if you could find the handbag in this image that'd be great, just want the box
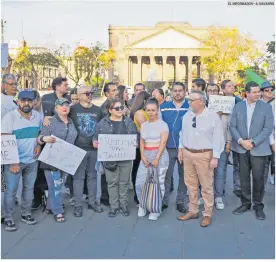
[140,164,162,214]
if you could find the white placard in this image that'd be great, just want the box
[38,136,87,175]
[1,94,17,119]
[208,95,235,114]
[98,134,137,161]
[1,135,20,165]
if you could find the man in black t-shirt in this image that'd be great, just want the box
[70,86,104,217]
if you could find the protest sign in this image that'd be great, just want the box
[38,136,87,175]
[1,135,20,165]
[98,134,137,161]
[208,95,235,114]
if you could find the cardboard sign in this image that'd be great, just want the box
[98,134,137,161]
[208,95,235,114]
[38,136,87,175]
[1,135,20,165]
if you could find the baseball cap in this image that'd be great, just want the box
[261,81,274,90]
[55,98,70,106]
[18,90,35,100]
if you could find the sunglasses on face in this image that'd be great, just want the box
[264,88,275,92]
[81,92,93,97]
[192,117,196,128]
[112,106,124,111]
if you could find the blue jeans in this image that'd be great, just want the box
[214,150,229,198]
[95,161,102,204]
[44,170,64,215]
[4,162,38,220]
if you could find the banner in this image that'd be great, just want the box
[208,95,235,114]
[38,136,87,175]
[98,134,137,161]
[1,135,20,165]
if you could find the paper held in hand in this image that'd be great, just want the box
[1,135,20,165]
[38,136,87,175]
[208,95,235,114]
[97,134,137,161]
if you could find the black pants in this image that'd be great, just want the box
[33,168,48,204]
[238,151,267,210]
[131,148,141,202]
[101,174,109,202]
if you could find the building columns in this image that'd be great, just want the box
[187,56,193,90]
[175,56,180,82]
[137,56,142,82]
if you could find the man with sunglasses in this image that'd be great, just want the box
[261,81,275,185]
[69,86,104,217]
[177,91,224,227]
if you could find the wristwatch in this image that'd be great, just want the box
[250,139,256,147]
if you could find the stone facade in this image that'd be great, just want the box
[108,22,214,89]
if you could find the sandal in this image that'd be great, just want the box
[54,213,65,223]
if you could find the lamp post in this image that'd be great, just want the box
[1,19,7,43]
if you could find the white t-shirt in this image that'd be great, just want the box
[141,119,169,143]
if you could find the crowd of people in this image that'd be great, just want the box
[1,74,275,232]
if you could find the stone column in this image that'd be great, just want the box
[150,56,155,81]
[162,56,167,83]
[137,56,142,83]
[197,63,201,78]
[187,56,193,91]
[175,56,180,82]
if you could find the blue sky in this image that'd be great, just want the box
[2,0,275,49]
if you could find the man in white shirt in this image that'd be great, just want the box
[230,81,274,220]
[177,91,224,227]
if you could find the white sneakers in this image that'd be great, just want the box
[138,206,147,217]
[137,206,160,220]
[148,213,160,221]
[215,197,225,210]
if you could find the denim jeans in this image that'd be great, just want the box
[44,170,65,215]
[214,150,229,198]
[4,161,38,220]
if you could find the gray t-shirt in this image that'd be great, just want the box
[140,119,169,143]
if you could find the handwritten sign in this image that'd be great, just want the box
[1,94,17,119]
[1,135,20,165]
[98,134,137,161]
[208,95,235,114]
[38,136,87,175]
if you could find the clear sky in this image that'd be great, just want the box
[2,0,275,49]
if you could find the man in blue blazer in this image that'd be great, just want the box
[230,81,274,220]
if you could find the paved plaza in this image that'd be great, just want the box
[1,164,275,259]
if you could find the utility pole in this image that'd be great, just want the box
[1,19,7,43]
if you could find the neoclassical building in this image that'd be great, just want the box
[108,22,214,89]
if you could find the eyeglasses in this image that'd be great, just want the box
[192,117,196,128]
[80,92,93,97]
[112,106,124,111]
[187,98,200,104]
[264,88,275,92]
[6,82,17,87]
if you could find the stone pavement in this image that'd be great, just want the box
[1,165,275,259]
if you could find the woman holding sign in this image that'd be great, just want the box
[136,97,169,221]
[37,98,77,223]
[93,98,137,218]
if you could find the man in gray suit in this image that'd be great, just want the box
[230,81,274,220]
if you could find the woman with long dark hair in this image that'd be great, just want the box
[117,85,130,117]
[129,90,150,204]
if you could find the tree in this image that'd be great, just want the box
[201,27,257,82]
[55,42,115,88]
[267,36,275,57]
[12,41,59,89]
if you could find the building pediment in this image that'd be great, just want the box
[127,27,206,49]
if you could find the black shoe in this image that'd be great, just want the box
[108,208,119,218]
[134,195,139,205]
[31,200,42,210]
[233,189,242,198]
[21,215,37,225]
[74,206,83,217]
[233,205,251,215]
[120,206,130,216]
[101,199,110,206]
[162,204,168,211]
[88,203,103,213]
[1,217,4,224]
[255,209,266,220]
[4,219,17,232]
[176,203,187,213]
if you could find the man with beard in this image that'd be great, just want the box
[160,82,190,213]
[1,90,41,232]
[70,86,104,217]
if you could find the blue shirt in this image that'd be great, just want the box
[160,99,189,148]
